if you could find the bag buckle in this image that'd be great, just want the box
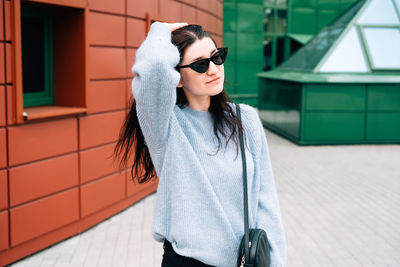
[240,254,245,267]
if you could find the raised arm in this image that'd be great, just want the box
[131,22,184,151]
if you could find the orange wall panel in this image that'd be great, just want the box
[210,15,219,35]
[217,18,223,35]
[89,47,126,79]
[182,4,197,25]
[217,0,223,18]
[127,0,158,19]
[88,11,125,46]
[126,79,133,103]
[88,0,125,15]
[0,210,9,251]
[214,36,223,48]
[127,174,158,197]
[0,170,7,210]
[6,86,16,125]
[159,0,182,21]
[0,128,6,169]
[0,86,5,126]
[0,0,225,263]
[197,0,210,12]
[9,153,79,207]
[4,0,11,41]
[126,48,136,78]
[0,43,4,84]
[0,221,78,267]
[8,118,78,166]
[10,188,79,246]
[81,171,125,217]
[0,1,3,40]
[80,143,119,183]
[210,0,219,17]
[196,10,209,32]
[180,0,196,6]
[88,80,127,114]
[79,110,125,149]
[6,43,12,84]
[127,18,146,48]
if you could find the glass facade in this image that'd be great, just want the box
[258,0,400,144]
[357,0,399,25]
[263,0,360,71]
[363,27,400,70]
[263,1,288,70]
[318,0,400,73]
[319,27,369,73]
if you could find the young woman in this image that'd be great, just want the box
[115,22,286,267]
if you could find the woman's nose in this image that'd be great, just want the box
[207,61,219,75]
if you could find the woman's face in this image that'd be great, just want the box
[178,37,224,101]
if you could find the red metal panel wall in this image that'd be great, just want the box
[0,0,223,265]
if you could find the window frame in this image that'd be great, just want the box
[11,0,88,124]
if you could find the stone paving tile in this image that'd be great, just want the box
[7,129,400,267]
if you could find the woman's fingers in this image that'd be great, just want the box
[163,22,189,32]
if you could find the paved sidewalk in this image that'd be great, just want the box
[8,129,400,267]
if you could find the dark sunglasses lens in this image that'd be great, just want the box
[212,48,227,65]
[191,59,210,73]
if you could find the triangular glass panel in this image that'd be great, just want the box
[363,27,400,69]
[357,0,400,25]
[319,27,368,73]
[278,0,364,72]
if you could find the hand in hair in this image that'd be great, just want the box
[163,22,189,32]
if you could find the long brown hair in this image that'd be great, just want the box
[114,24,243,183]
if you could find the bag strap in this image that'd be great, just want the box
[235,103,250,263]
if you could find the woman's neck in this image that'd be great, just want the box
[185,94,210,111]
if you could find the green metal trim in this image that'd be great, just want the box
[393,0,400,19]
[364,83,368,140]
[22,6,54,108]
[233,0,238,94]
[272,5,278,69]
[296,139,400,145]
[360,25,400,71]
[261,121,300,143]
[257,71,400,83]
[359,24,400,28]
[283,36,290,60]
[264,32,286,38]
[286,0,292,34]
[355,24,372,73]
[286,33,313,44]
[299,83,306,142]
[264,0,287,10]
[271,37,277,69]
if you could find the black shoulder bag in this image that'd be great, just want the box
[235,103,271,267]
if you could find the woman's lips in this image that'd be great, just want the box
[206,76,221,84]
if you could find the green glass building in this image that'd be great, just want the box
[223,0,359,105]
[224,0,400,144]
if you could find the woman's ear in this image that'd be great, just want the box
[177,78,183,88]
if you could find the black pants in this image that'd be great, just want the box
[161,240,215,267]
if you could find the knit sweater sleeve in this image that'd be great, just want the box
[131,22,180,154]
[245,106,287,266]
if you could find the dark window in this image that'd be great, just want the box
[21,4,54,107]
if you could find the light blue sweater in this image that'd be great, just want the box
[132,22,286,267]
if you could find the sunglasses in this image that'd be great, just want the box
[177,48,228,74]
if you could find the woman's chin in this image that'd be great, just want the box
[209,85,224,96]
